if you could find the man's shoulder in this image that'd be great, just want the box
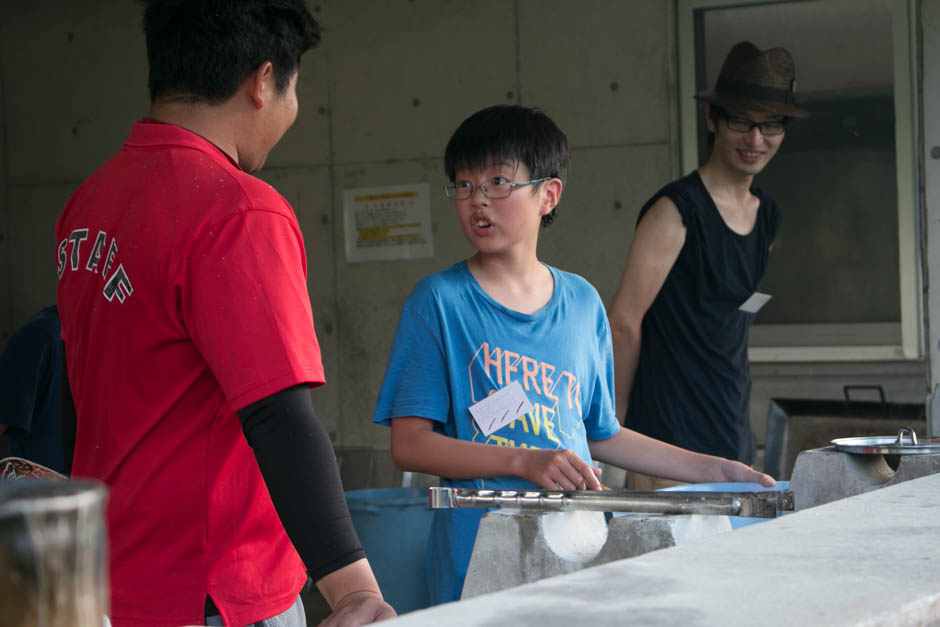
[229,171,292,212]
[750,185,780,209]
[123,122,292,214]
[638,171,703,224]
[660,171,705,205]
[163,147,286,209]
[4,307,61,352]
[25,306,60,333]
[642,170,697,198]
[165,153,293,222]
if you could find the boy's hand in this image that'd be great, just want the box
[518,449,603,490]
[711,459,776,488]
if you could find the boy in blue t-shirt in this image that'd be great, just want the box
[372,105,774,605]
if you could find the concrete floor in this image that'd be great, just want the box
[384,473,940,626]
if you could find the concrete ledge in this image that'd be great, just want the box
[790,446,940,509]
[387,474,940,626]
[463,510,731,599]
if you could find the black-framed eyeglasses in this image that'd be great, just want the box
[443,176,551,200]
[723,115,787,136]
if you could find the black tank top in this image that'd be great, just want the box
[625,171,780,464]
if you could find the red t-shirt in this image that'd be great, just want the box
[55,121,325,627]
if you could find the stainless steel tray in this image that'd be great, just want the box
[831,427,940,455]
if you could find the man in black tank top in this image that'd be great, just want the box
[608,41,810,490]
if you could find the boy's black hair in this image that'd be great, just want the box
[141,0,321,104]
[444,105,569,228]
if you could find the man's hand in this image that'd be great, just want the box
[709,459,775,487]
[318,591,395,627]
[316,559,395,627]
[516,449,603,491]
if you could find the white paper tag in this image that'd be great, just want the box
[739,291,772,314]
[469,380,534,437]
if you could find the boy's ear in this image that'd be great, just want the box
[540,178,563,214]
[246,61,275,110]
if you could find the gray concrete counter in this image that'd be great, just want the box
[388,473,940,626]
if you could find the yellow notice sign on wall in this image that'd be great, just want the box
[342,183,434,263]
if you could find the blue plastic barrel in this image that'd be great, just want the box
[345,488,434,614]
[659,481,791,529]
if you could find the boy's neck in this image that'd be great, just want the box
[467,252,554,315]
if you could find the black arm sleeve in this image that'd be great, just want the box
[61,344,76,476]
[237,385,365,581]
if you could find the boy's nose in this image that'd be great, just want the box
[470,185,488,204]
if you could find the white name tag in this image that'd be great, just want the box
[739,291,772,314]
[469,380,534,437]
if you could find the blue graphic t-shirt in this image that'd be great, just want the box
[373,261,620,604]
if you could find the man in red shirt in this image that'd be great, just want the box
[55,1,394,625]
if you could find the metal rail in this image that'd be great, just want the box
[428,487,794,518]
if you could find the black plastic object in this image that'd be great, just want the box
[764,396,926,479]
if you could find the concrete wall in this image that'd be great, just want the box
[0,2,150,332]
[0,1,928,485]
[925,0,940,436]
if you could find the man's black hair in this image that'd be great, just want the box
[444,105,569,228]
[707,104,727,128]
[141,0,321,104]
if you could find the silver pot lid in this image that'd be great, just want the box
[831,427,940,455]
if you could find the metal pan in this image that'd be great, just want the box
[831,427,940,455]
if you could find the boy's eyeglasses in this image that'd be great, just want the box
[443,177,551,200]
[723,115,786,136]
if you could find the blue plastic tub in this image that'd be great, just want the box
[345,488,434,614]
[659,481,791,529]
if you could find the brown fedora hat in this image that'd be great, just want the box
[696,41,809,118]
